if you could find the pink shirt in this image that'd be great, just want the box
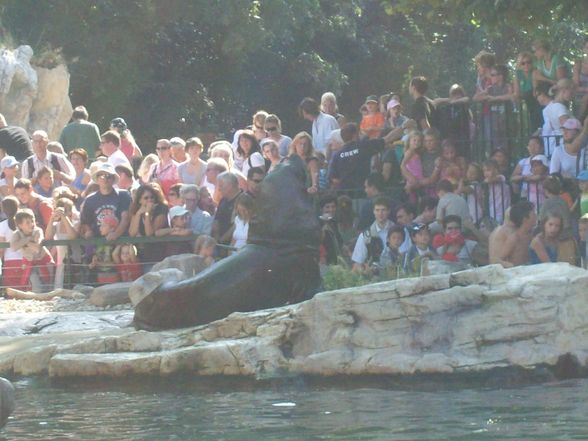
[148,161,180,196]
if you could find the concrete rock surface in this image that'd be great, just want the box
[1,263,588,380]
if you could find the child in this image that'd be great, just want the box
[435,139,466,186]
[400,131,424,203]
[156,205,194,256]
[33,166,55,198]
[10,209,54,291]
[231,193,254,252]
[432,215,476,264]
[458,162,484,226]
[316,152,329,192]
[113,243,142,282]
[380,225,406,276]
[526,155,549,211]
[194,235,217,267]
[45,198,79,289]
[577,170,588,217]
[318,194,342,265]
[0,155,19,197]
[541,175,574,240]
[89,215,120,285]
[529,212,578,265]
[482,159,511,224]
[510,136,544,196]
[403,223,436,274]
[360,95,385,139]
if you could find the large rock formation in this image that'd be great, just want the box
[0,45,72,140]
[1,263,588,380]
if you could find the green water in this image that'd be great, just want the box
[3,376,588,440]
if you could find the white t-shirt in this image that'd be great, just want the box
[542,102,570,156]
[0,219,23,261]
[232,216,249,250]
[107,149,132,168]
[549,145,578,178]
[240,152,265,177]
[312,112,340,154]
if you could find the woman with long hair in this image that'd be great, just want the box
[128,182,169,270]
[236,129,265,177]
[289,131,319,194]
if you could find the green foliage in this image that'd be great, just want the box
[1,0,586,151]
[322,264,372,291]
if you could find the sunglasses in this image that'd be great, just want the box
[265,127,278,132]
[156,146,170,151]
[96,173,114,180]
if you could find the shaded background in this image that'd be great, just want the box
[1,0,586,151]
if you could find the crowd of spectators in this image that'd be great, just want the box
[1,38,588,292]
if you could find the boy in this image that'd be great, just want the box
[33,166,55,198]
[403,223,436,274]
[10,208,54,291]
[360,95,385,139]
[90,215,120,284]
[156,205,194,256]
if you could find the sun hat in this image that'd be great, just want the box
[530,154,549,167]
[91,162,119,183]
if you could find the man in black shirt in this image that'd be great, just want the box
[0,113,33,161]
[409,76,438,131]
[327,123,401,194]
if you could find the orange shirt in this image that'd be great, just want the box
[360,112,385,139]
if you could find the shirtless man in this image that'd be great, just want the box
[489,200,536,267]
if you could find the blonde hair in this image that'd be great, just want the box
[320,92,338,112]
[120,243,138,262]
[137,153,159,182]
[252,110,269,127]
[404,130,423,153]
[209,142,235,169]
[194,235,217,255]
[288,131,315,158]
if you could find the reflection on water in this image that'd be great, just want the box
[3,376,588,440]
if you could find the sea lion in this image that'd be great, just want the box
[133,155,321,330]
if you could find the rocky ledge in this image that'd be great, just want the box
[1,263,587,379]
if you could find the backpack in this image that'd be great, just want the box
[28,153,62,177]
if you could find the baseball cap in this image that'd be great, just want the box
[364,95,378,104]
[169,205,189,218]
[0,156,19,169]
[386,99,401,110]
[562,118,582,130]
